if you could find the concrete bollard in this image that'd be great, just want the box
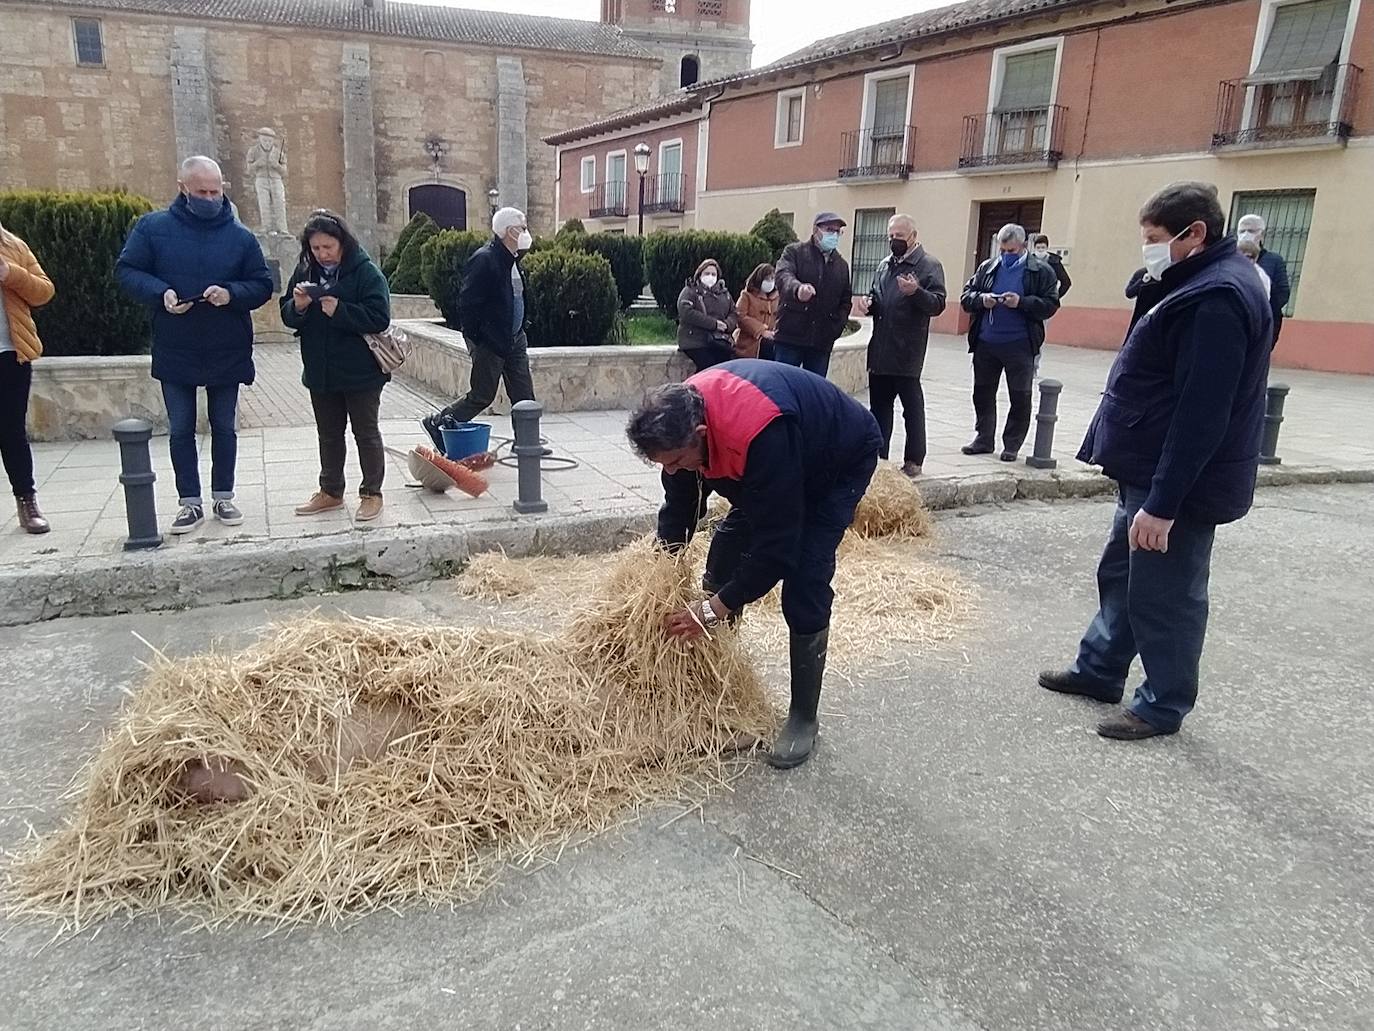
[511,400,549,514]
[1259,383,1290,466]
[112,418,163,550]
[1026,379,1063,470]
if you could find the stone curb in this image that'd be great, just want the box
[0,466,1368,627]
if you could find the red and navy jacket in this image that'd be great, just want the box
[658,359,881,612]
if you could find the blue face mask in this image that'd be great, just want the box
[818,231,841,253]
[184,193,222,220]
[999,250,1022,270]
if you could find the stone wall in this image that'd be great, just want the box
[399,319,871,413]
[390,295,442,321]
[27,356,167,441]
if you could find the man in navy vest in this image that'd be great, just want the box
[1039,182,1272,740]
[627,360,882,769]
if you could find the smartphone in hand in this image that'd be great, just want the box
[173,294,209,307]
[301,283,332,300]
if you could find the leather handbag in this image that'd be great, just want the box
[365,324,412,374]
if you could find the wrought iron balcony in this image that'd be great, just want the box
[641,172,688,214]
[588,180,629,219]
[958,105,1067,171]
[839,125,916,180]
[1212,64,1361,150]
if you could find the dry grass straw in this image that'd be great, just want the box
[850,464,935,541]
[6,541,775,930]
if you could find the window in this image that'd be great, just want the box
[72,17,104,67]
[859,71,913,169]
[605,150,628,209]
[775,88,805,148]
[1229,189,1315,316]
[850,208,895,294]
[990,45,1059,156]
[680,55,700,88]
[1245,0,1353,131]
[580,156,596,194]
[698,0,725,16]
[659,140,684,206]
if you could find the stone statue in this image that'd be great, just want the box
[246,127,289,234]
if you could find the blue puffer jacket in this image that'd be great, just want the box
[116,194,273,386]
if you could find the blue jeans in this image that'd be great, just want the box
[1070,484,1217,732]
[161,382,239,506]
[772,341,832,378]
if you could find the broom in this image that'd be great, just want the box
[414,445,489,498]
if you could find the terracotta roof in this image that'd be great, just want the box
[543,90,704,146]
[0,0,657,59]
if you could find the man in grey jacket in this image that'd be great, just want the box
[856,214,946,477]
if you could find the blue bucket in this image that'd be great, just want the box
[440,422,491,461]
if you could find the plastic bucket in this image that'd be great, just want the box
[440,422,491,461]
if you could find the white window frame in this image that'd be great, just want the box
[983,38,1064,158]
[579,155,596,194]
[1241,0,1362,130]
[605,149,628,210]
[774,87,806,149]
[657,137,685,208]
[71,16,105,68]
[855,68,914,170]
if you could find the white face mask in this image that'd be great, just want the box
[1238,230,1260,245]
[760,278,775,294]
[1141,225,1193,280]
[1034,246,1049,257]
[699,273,718,289]
[515,230,533,251]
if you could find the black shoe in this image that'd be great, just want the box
[1000,451,1018,462]
[768,628,828,769]
[961,440,995,456]
[1038,669,1123,704]
[421,413,446,451]
[170,504,205,535]
[212,499,244,526]
[1097,710,1176,740]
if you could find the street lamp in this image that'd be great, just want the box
[633,142,651,236]
[487,187,499,218]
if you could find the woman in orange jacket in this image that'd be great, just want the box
[0,220,56,534]
[734,262,779,361]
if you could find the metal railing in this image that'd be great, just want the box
[839,125,916,179]
[588,180,629,219]
[1212,64,1362,148]
[958,105,1067,169]
[641,172,688,214]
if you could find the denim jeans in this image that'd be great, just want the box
[772,341,832,378]
[1070,484,1217,732]
[161,381,239,506]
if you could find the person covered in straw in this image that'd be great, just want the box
[627,358,883,769]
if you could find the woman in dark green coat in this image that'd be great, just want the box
[280,210,392,522]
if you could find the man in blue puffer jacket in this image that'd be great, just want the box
[117,156,273,535]
[1039,182,1272,741]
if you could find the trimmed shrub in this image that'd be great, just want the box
[750,208,798,259]
[420,228,486,328]
[523,249,618,348]
[559,232,645,311]
[388,215,439,293]
[383,212,436,278]
[643,230,771,319]
[555,218,587,240]
[0,189,155,356]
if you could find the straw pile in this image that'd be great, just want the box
[850,465,934,540]
[6,541,775,929]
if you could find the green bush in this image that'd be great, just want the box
[0,189,154,356]
[555,218,586,240]
[383,212,436,278]
[523,249,619,348]
[559,232,644,311]
[388,215,439,293]
[420,228,486,328]
[750,208,798,259]
[643,230,771,319]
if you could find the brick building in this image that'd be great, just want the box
[548,0,1374,374]
[0,0,750,255]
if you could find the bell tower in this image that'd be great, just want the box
[601,0,752,95]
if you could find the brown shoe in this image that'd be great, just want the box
[355,495,383,522]
[1096,710,1176,740]
[16,494,50,535]
[295,491,344,516]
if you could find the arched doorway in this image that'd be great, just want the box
[680,54,700,88]
[408,183,467,230]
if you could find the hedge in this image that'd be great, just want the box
[750,208,798,261]
[389,214,439,294]
[559,232,644,311]
[420,228,486,328]
[0,189,154,356]
[382,212,435,278]
[643,230,771,319]
[555,218,586,240]
[522,249,618,348]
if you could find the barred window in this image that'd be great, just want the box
[698,0,725,15]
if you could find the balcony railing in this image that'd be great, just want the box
[839,125,916,180]
[1212,64,1362,149]
[588,180,629,219]
[641,172,688,214]
[958,105,1067,170]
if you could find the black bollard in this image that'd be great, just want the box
[1259,383,1290,466]
[1025,379,1063,470]
[511,400,548,514]
[112,418,163,550]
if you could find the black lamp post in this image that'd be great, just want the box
[634,142,651,236]
[487,187,499,218]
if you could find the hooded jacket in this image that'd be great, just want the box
[676,260,738,352]
[734,265,778,359]
[280,245,392,393]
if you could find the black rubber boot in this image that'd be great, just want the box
[768,628,828,769]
